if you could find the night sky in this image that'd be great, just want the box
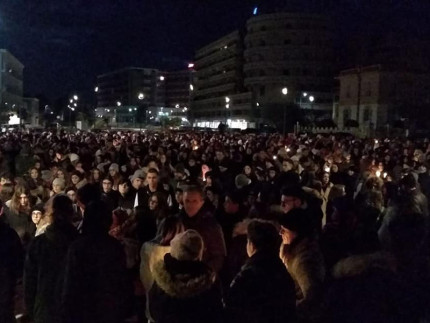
[0,0,429,101]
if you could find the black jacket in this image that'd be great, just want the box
[149,253,223,323]
[24,222,78,323]
[62,233,133,323]
[0,219,23,323]
[225,251,296,323]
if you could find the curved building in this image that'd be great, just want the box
[244,13,334,109]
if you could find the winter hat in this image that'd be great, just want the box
[129,169,145,182]
[235,174,251,189]
[69,153,79,163]
[278,208,312,236]
[109,163,119,172]
[170,229,204,261]
[31,203,45,214]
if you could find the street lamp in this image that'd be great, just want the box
[73,95,78,101]
[281,87,288,136]
[225,97,230,124]
[189,84,194,91]
[117,101,121,107]
[94,87,99,93]
[138,93,144,100]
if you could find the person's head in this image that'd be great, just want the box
[30,167,39,180]
[0,183,14,202]
[92,168,101,181]
[130,170,145,190]
[246,220,281,257]
[175,187,184,205]
[70,171,82,185]
[56,169,66,180]
[205,187,218,203]
[31,204,44,225]
[183,185,205,217]
[76,184,101,210]
[170,229,204,261]
[52,194,74,224]
[331,164,339,173]
[82,200,112,235]
[66,188,77,202]
[118,179,130,195]
[278,208,312,244]
[235,174,251,189]
[52,178,66,194]
[282,159,294,172]
[322,172,330,185]
[215,150,224,161]
[147,160,159,171]
[174,164,186,180]
[109,163,119,177]
[281,186,305,213]
[243,165,252,176]
[146,168,159,188]
[0,172,13,185]
[148,191,167,211]
[400,173,417,193]
[101,176,113,193]
[158,215,185,246]
[224,192,241,214]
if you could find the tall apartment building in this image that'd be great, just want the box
[165,70,193,110]
[96,67,166,124]
[243,12,334,111]
[192,31,254,129]
[0,49,24,116]
[191,12,335,129]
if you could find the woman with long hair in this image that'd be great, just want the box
[4,185,35,245]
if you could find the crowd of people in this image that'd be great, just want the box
[1,128,430,323]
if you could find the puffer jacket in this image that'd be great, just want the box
[149,253,223,323]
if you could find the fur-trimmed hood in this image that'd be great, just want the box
[332,252,397,279]
[152,255,216,299]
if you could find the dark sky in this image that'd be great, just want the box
[0,0,429,101]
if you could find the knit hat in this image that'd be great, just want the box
[129,169,145,182]
[109,163,119,172]
[170,229,204,261]
[278,208,312,236]
[69,153,79,163]
[235,174,251,189]
[31,203,45,214]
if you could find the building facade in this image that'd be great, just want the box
[96,67,166,124]
[192,31,254,129]
[165,69,193,110]
[191,12,335,130]
[23,97,40,126]
[0,49,24,117]
[243,12,334,112]
[336,65,430,132]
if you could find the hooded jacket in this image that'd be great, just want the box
[149,254,222,323]
[24,222,78,323]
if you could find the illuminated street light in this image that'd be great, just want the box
[69,99,73,103]
[226,104,230,109]
[303,92,308,97]
[73,103,77,107]
[188,63,194,69]
[175,104,180,108]
[190,84,194,91]
[159,76,165,81]
[138,93,144,100]
[94,87,99,92]
[256,102,260,107]
[129,108,132,112]
[309,96,315,102]
[73,95,78,101]
[225,97,230,103]
[117,101,122,107]
[281,87,288,95]
[281,87,288,137]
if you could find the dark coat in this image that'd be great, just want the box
[62,233,133,323]
[326,252,429,323]
[0,220,23,323]
[179,202,226,273]
[149,254,223,323]
[24,222,78,323]
[225,251,296,323]
[4,208,35,248]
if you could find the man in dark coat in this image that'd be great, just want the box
[0,203,23,323]
[62,201,133,323]
[225,220,296,323]
[24,195,78,323]
[179,185,226,273]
